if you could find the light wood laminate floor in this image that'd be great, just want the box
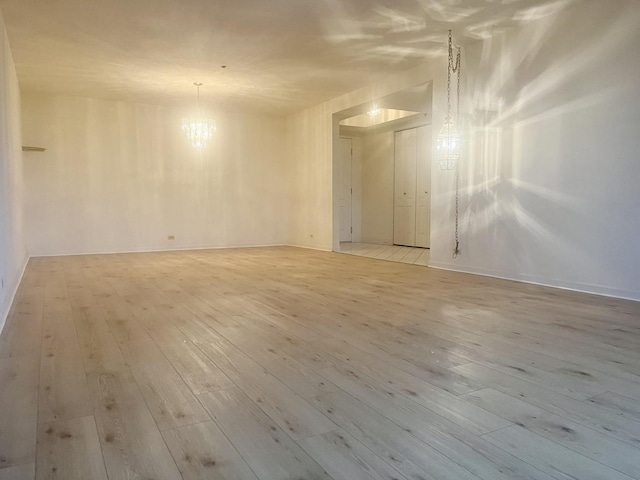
[1,246,640,480]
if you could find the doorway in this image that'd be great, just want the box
[332,81,433,266]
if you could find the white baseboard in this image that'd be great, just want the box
[29,243,289,258]
[0,254,29,335]
[286,243,333,252]
[429,260,640,302]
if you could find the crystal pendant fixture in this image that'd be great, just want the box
[182,83,216,148]
[437,115,460,170]
[438,30,461,171]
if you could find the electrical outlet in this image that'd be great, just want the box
[168,235,175,240]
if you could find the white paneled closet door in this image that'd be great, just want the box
[393,125,431,248]
[393,128,417,246]
[415,125,431,248]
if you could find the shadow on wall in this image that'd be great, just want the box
[461,0,640,293]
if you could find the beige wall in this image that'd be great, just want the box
[22,94,288,256]
[0,9,27,330]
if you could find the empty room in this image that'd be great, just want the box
[1,0,640,479]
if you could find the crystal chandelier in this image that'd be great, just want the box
[437,116,460,171]
[182,83,216,148]
[437,31,461,171]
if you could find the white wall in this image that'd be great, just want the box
[286,103,335,250]
[22,94,288,256]
[0,9,27,332]
[429,0,640,300]
[288,0,640,301]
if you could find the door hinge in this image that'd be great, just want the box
[351,227,353,233]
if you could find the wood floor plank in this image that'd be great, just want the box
[198,387,332,480]
[0,356,39,469]
[312,391,481,480]
[128,359,211,431]
[36,415,108,480]
[0,284,44,359]
[149,323,234,395]
[301,429,409,480]
[92,287,167,366]
[483,426,634,480]
[87,372,182,480]
[196,340,337,440]
[122,294,234,394]
[587,391,640,423]
[154,301,229,346]
[476,337,640,401]
[320,363,510,436]
[67,300,129,377]
[321,335,481,395]
[463,388,640,478]
[91,289,212,430]
[162,421,259,480]
[238,339,339,398]
[453,362,640,446]
[318,366,551,480]
[0,463,35,480]
[39,312,93,424]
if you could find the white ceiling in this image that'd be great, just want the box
[0,0,577,115]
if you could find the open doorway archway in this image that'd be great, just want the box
[331,81,434,266]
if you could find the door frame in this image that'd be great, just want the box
[338,137,353,243]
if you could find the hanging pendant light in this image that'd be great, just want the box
[437,31,461,171]
[437,115,460,170]
[182,83,216,148]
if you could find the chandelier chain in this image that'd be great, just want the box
[456,47,460,126]
[447,35,451,121]
[454,166,460,257]
[447,30,461,258]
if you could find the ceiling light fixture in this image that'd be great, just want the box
[182,83,216,148]
[367,107,381,117]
